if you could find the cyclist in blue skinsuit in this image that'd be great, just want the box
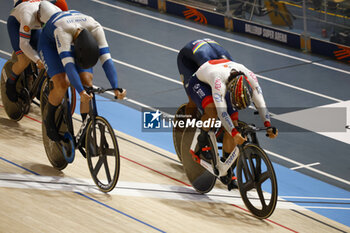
[38,2,126,141]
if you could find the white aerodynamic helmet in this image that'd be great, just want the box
[38,1,62,23]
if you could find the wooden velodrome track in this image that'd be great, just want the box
[0,99,349,233]
[1,0,350,232]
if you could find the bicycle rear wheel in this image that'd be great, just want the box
[236,144,278,219]
[85,116,120,192]
[41,104,69,170]
[40,78,71,170]
[1,60,25,121]
[181,127,216,194]
[172,103,186,162]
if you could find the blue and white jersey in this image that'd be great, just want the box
[41,10,118,93]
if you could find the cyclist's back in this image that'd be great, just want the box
[40,9,118,94]
[177,38,233,85]
[42,10,100,42]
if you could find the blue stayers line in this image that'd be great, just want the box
[0,156,40,175]
[76,192,166,233]
[0,155,166,233]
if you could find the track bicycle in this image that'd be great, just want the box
[40,84,120,192]
[177,108,278,219]
[0,53,76,120]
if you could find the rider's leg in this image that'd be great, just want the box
[38,28,69,141]
[178,46,199,119]
[12,53,31,76]
[46,73,70,141]
[201,102,217,130]
[6,52,32,102]
[79,72,93,121]
[186,76,216,159]
[185,96,197,119]
[48,73,70,105]
[223,131,236,159]
[197,102,217,159]
[6,16,32,102]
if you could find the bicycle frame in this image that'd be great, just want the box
[189,128,240,177]
[63,88,96,147]
[184,123,278,219]
[189,123,265,177]
[64,87,105,152]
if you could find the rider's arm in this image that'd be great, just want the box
[209,77,239,137]
[89,21,118,89]
[239,65,271,127]
[19,13,40,63]
[54,27,84,94]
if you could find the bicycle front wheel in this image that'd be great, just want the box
[236,144,278,219]
[85,116,120,192]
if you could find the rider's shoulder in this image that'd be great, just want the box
[13,1,39,14]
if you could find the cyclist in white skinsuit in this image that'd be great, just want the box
[6,0,68,102]
[6,1,44,102]
[189,58,278,161]
[195,59,272,137]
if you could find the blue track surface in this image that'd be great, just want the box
[72,86,350,227]
[0,0,350,229]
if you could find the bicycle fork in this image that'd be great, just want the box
[189,128,240,177]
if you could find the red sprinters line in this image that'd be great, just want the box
[266,219,299,233]
[0,104,298,232]
[120,155,191,187]
[24,114,42,124]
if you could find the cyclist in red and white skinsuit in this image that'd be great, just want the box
[196,59,271,135]
[6,0,68,102]
[177,39,278,162]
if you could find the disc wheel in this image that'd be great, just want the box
[236,144,278,219]
[40,78,69,170]
[86,116,120,192]
[181,127,216,194]
[19,88,31,115]
[172,103,186,162]
[1,61,24,121]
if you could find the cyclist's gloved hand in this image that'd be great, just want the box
[80,90,93,103]
[233,132,246,145]
[45,103,64,142]
[6,79,18,102]
[114,88,126,100]
[266,126,278,139]
[197,128,212,160]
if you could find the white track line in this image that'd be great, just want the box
[92,0,350,75]
[257,74,343,102]
[94,89,350,188]
[266,150,350,186]
[0,20,344,102]
[1,173,348,210]
[111,58,182,85]
[1,49,350,187]
[103,26,179,53]
[1,16,350,188]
